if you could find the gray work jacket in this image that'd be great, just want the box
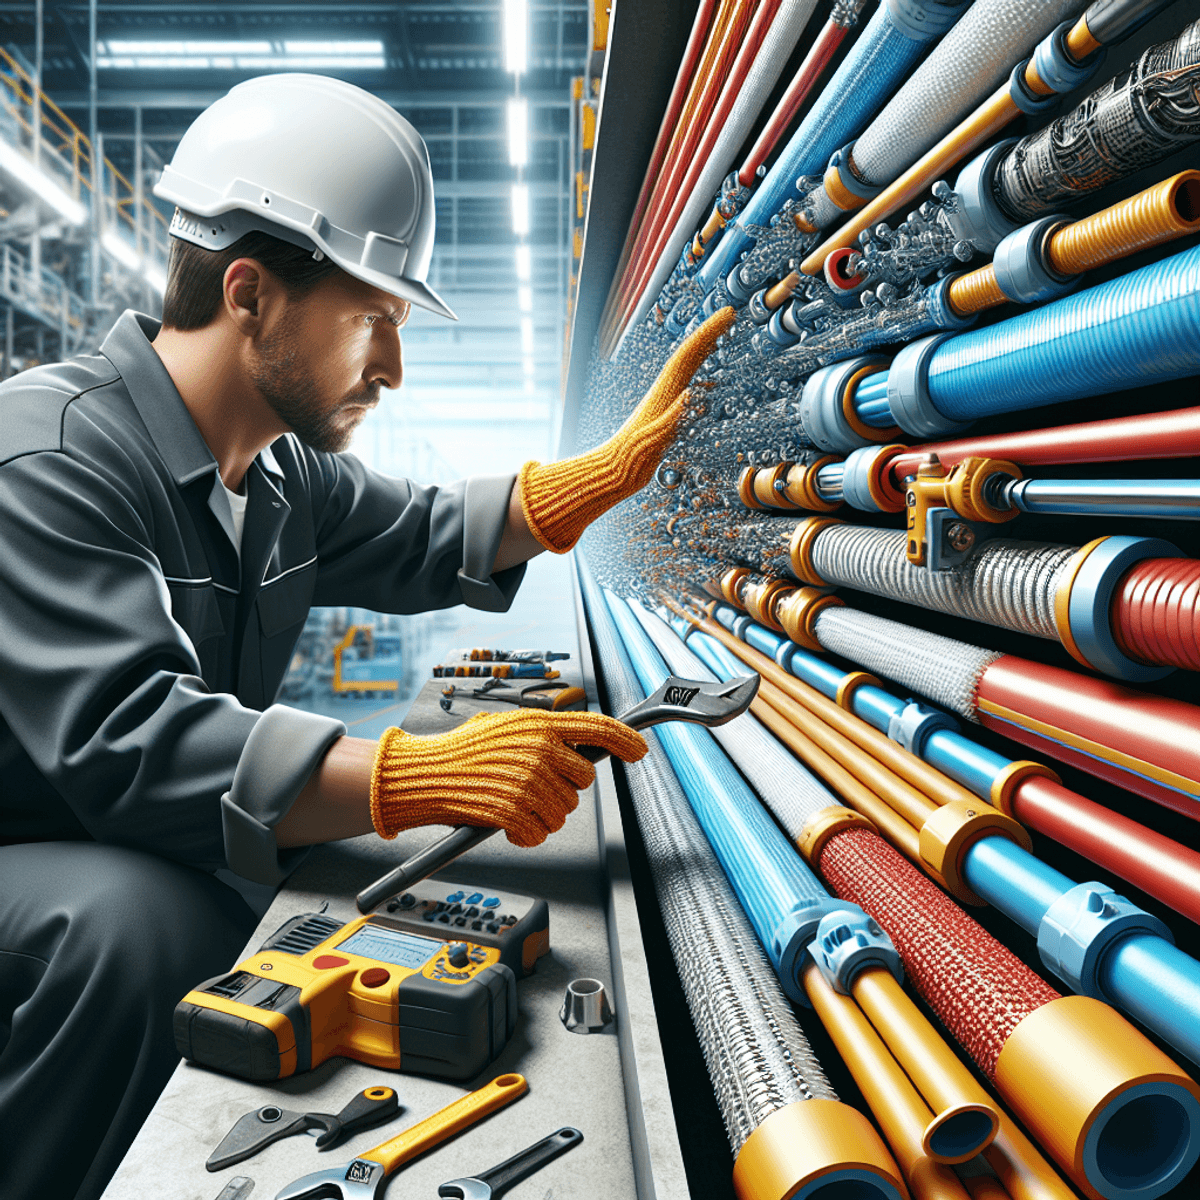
[0,311,524,884]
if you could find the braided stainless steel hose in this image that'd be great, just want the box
[812,605,1002,720]
[808,526,1074,638]
[577,560,837,1152]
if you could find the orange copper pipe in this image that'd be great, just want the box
[763,270,801,310]
[948,170,1200,316]
[853,967,1077,1200]
[695,610,978,811]
[803,963,979,1196]
[802,84,1019,275]
[749,689,924,862]
[800,7,1104,277]
[754,676,938,831]
[945,266,1011,318]
[1046,168,1200,275]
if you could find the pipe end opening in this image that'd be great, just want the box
[1172,176,1200,226]
[924,1105,999,1163]
[1089,1085,1200,1199]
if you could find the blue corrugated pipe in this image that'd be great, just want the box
[695,0,962,294]
[695,605,1200,1066]
[600,589,850,1004]
[855,242,1200,435]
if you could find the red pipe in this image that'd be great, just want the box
[610,0,719,289]
[1009,774,1200,927]
[614,0,779,334]
[1112,558,1200,672]
[975,656,1200,823]
[818,827,1060,1078]
[609,0,758,330]
[883,405,1200,494]
[736,16,848,185]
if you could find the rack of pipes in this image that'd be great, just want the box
[563,0,1200,1197]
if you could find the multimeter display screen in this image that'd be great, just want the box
[337,925,441,970]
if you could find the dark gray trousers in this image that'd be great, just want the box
[0,842,257,1200]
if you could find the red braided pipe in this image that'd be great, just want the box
[1111,557,1200,672]
[817,827,1060,1079]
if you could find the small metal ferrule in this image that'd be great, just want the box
[725,262,758,304]
[926,274,980,332]
[560,978,615,1033]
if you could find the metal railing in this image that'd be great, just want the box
[0,44,170,274]
[0,240,87,353]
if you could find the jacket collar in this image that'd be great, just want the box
[98,310,286,487]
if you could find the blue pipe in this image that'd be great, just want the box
[705,604,1200,1065]
[856,243,1200,430]
[695,2,953,292]
[603,591,849,1003]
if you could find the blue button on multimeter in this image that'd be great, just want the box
[466,892,484,905]
[483,897,501,910]
[446,891,465,903]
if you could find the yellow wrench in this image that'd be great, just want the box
[274,1073,528,1200]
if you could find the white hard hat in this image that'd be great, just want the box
[154,73,456,320]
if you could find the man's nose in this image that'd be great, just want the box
[369,325,403,390]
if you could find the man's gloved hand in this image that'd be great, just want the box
[517,305,736,554]
[369,709,648,847]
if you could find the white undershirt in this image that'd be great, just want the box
[223,483,248,553]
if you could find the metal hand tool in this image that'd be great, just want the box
[274,1073,527,1200]
[438,1126,583,1200]
[356,673,759,912]
[469,681,588,711]
[207,1087,401,1171]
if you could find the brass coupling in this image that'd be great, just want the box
[718,566,754,607]
[737,460,842,512]
[796,806,877,867]
[741,576,795,631]
[918,799,1032,906]
[774,584,844,651]
[904,454,1022,566]
[788,516,843,586]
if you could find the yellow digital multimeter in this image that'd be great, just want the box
[175,881,549,1082]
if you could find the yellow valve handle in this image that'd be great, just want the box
[360,1073,528,1174]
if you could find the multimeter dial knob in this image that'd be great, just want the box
[447,942,470,969]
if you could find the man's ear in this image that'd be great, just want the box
[223,258,268,333]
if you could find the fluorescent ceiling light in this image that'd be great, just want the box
[518,285,532,313]
[284,41,383,54]
[524,377,536,395]
[0,140,86,224]
[520,317,533,354]
[102,229,141,270]
[523,357,535,376]
[144,262,167,294]
[514,243,531,281]
[511,184,529,236]
[506,98,528,167]
[97,39,384,69]
[503,0,528,73]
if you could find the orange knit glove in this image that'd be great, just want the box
[518,306,736,553]
[370,709,648,847]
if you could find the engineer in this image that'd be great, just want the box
[0,74,731,1200]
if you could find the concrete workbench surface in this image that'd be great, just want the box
[102,555,684,1200]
